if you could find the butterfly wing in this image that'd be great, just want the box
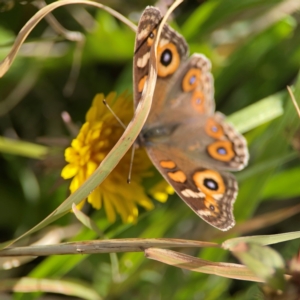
[144,53,216,130]
[138,47,248,171]
[134,7,249,230]
[147,144,238,231]
[133,6,189,108]
[144,113,248,169]
[134,8,216,125]
[144,113,247,231]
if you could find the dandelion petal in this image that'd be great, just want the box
[61,164,78,179]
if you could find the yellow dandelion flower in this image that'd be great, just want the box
[61,92,170,223]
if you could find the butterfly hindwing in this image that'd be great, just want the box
[166,113,248,171]
[146,144,238,231]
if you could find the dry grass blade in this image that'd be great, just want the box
[223,231,300,249]
[0,0,137,78]
[0,0,185,253]
[215,203,300,238]
[33,0,85,42]
[0,224,80,270]
[0,0,150,249]
[230,242,285,289]
[145,248,263,282]
[0,67,40,116]
[33,0,86,96]
[72,203,104,237]
[0,239,219,256]
[0,277,101,300]
[287,86,300,118]
[72,205,121,280]
[249,0,300,37]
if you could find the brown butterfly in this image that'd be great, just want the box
[133,7,249,231]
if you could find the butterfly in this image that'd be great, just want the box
[133,7,249,231]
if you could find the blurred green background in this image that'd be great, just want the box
[1,0,300,299]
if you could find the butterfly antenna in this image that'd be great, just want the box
[127,144,136,184]
[103,99,126,129]
[102,98,137,184]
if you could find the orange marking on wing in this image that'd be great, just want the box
[204,195,220,214]
[205,118,224,139]
[182,68,201,92]
[191,91,205,114]
[193,170,225,195]
[168,170,187,183]
[147,29,157,46]
[157,43,180,77]
[160,160,176,169]
[188,141,201,151]
[138,75,148,93]
[207,141,235,162]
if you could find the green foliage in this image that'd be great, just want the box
[1,0,300,299]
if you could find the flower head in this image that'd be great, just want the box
[61,92,171,223]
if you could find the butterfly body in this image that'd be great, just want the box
[133,7,249,231]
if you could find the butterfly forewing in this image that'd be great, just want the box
[133,6,188,108]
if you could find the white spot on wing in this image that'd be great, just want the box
[137,52,150,68]
[213,194,223,201]
[197,210,212,216]
[137,26,151,41]
[181,189,204,198]
[159,38,170,47]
